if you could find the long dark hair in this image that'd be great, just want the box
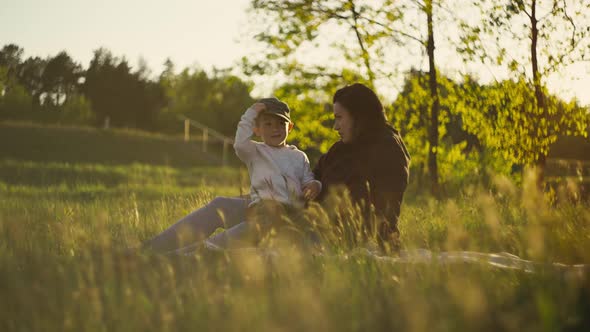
[333,83,387,140]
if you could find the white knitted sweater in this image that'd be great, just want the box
[234,106,320,207]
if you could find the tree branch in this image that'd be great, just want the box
[561,0,579,47]
[348,0,376,86]
[358,16,425,46]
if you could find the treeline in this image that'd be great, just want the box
[0,44,253,136]
[1,35,589,191]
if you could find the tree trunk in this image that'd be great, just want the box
[349,0,376,89]
[530,0,547,188]
[426,0,441,198]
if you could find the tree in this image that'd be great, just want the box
[0,44,24,82]
[246,0,405,89]
[0,44,24,95]
[159,58,175,92]
[423,0,443,197]
[455,76,588,175]
[247,0,458,197]
[0,44,34,117]
[391,69,484,187]
[17,56,46,107]
[83,48,165,130]
[41,51,82,106]
[458,0,590,183]
[0,75,33,116]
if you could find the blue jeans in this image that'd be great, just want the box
[144,196,252,254]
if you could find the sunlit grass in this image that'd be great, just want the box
[1,159,589,331]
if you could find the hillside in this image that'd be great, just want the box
[0,121,239,168]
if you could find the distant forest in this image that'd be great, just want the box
[0,44,254,136]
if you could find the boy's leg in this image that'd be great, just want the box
[204,201,291,250]
[143,196,249,253]
[204,221,256,250]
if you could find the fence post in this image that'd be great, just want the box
[184,119,190,142]
[202,128,209,152]
[104,116,110,130]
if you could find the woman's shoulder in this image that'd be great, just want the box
[328,140,346,151]
[369,126,410,163]
[320,141,346,158]
[314,141,348,170]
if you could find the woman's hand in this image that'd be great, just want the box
[302,181,321,201]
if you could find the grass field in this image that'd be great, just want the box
[1,122,590,331]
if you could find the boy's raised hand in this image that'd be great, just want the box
[302,181,321,201]
[253,102,267,113]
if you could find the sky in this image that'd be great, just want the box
[0,0,252,73]
[1,0,589,105]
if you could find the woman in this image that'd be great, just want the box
[313,83,410,245]
[143,83,409,253]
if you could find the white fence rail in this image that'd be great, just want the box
[178,115,234,167]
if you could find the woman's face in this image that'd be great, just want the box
[333,102,355,143]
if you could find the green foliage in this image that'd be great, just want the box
[159,67,254,136]
[17,56,46,103]
[0,44,23,82]
[1,59,92,126]
[1,45,83,108]
[58,93,95,125]
[457,0,590,168]
[458,0,590,70]
[455,77,589,166]
[0,82,33,114]
[83,48,166,131]
[1,44,258,135]
[40,51,83,106]
[390,70,486,186]
[0,46,98,126]
[246,0,404,87]
[0,91,94,126]
[390,68,589,187]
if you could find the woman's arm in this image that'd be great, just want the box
[312,153,324,182]
[367,141,410,236]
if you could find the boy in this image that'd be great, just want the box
[234,98,321,207]
[205,98,321,249]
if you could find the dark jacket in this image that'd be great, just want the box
[313,125,410,238]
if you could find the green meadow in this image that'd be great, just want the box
[1,121,589,331]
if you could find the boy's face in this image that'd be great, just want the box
[254,113,294,147]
